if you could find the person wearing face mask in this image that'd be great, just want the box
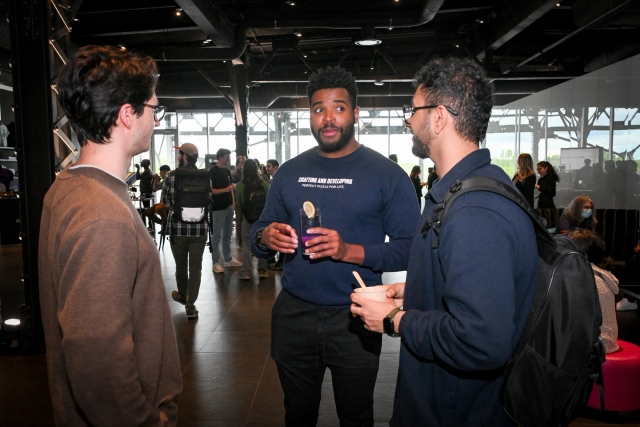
[556,195,597,235]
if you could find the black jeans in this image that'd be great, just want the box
[271,290,382,427]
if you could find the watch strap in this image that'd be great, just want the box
[254,227,268,251]
[384,307,402,337]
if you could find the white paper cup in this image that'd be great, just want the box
[354,285,390,302]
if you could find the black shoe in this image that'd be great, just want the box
[186,306,199,319]
[269,261,284,271]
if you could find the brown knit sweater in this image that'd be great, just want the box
[39,166,182,426]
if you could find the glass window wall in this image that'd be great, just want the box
[151,103,640,209]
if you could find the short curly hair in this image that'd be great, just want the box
[306,66,358,108]
[57,45,158,146]
[414,57,493,144]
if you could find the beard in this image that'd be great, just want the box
[178,157,185,168]
[411,120,433,159]
[311,122,355,153]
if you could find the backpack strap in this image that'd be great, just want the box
[422,177,556,262]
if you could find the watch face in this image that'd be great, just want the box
[383,316,394,336]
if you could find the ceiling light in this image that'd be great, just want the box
[202,39,212,44]
[295,31,302,37]
[4,318,20,326]
[175,8,182,16]
[356,38,381,46]
[374,80,384,86]
[303,54,308,58]
[454,43,460,48]
[286,0,295,5]
[72,18,79,22]
[118,44,126,51]
[355,24,382,46]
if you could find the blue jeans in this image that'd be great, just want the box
[210,205,234,264]
[241,217,266,276]
[271,290,381,427]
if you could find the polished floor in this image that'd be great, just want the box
[1,241,640,426]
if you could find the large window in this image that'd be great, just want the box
[150,103,640,209]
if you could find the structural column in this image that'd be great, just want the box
[229,62,248,157]
[9,0,57,354]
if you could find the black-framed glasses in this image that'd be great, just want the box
[402,104,459,123]
[143,104,167,121]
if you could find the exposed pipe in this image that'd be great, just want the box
[155,22,249,61]
[155,0,445,61]
[251,0,445,30]
[158,78,551,108]
[584,33,640,72]
[502,0,635,74]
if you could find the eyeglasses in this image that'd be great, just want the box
[143,104,167,121]
[402,104,459,124]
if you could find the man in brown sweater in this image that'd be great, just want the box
[39,45,182,426]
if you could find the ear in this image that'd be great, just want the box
[117,103,136,131]
[353,106,360,123]
[431,105,449,135]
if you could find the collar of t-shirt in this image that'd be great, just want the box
[70,164,125,183]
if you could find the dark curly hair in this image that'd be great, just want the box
[306,66,358,108]
[414,57,493,144]
[57,45,158,146]
[569,228,604,265]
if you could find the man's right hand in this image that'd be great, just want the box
[262,222,299,253]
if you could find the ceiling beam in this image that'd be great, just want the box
[175,0,234,47]
[190,63,234,106]
[472,0,557,60]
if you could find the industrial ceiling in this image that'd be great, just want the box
[4,0,640,110]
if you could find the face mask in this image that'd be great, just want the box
[581,209,592,219]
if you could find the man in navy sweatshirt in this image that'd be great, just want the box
[351,58,538,426]
[251,66,419,426]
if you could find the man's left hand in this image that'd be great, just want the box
[350,292,399,333]
[304,227,349,260]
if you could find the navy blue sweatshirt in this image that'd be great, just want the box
[392,149,538,427]
[251,145,419,308]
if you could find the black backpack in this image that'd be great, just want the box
[424,177,604,427]
[172,168,211,223]
[242,180,267,224]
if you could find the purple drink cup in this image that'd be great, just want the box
[299,208,321,256]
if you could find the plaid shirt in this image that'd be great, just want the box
[161,165,209,237]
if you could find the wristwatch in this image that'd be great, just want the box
[254,227,268,251]
[383,307,402,337]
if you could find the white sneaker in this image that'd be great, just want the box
[224,258,242,267]
[213,263,224,274]
[616,298,638,311]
